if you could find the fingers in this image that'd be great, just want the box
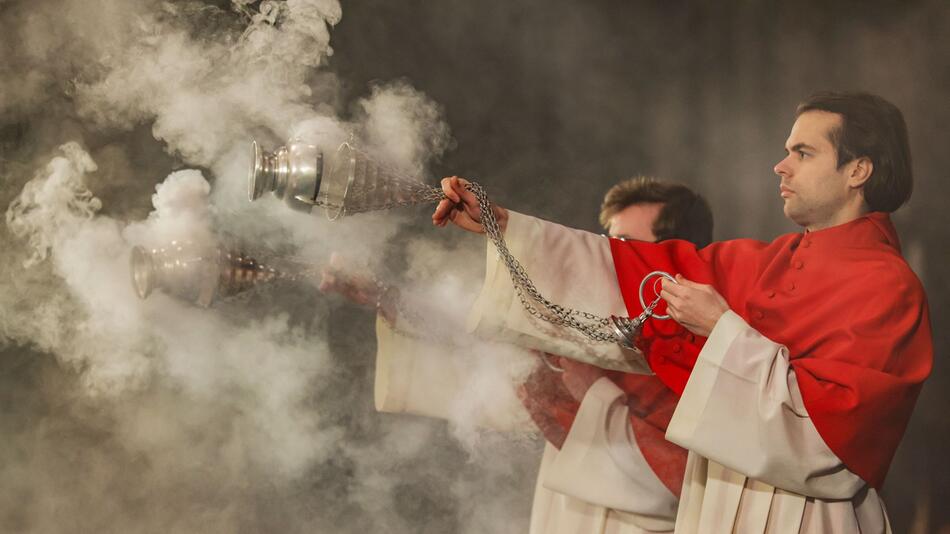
[434,177,463,226]
[660,277,683,296]
[450,176,482,220]
[674,273,704,289]
[444,176,475,206]
[662,276,711,300]
[449,209,487,233]
[659,287,681,308]
[673,274,719,296]
[456,180,478,206]
[434,176,482,230]
[440,176,462,203]
[432,198,455,226]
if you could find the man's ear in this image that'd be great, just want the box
[847,156,873,189]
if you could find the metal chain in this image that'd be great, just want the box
[464,182,618,343]
[346,185,446,214]
[321,176,447,214]
[308,169,628,344]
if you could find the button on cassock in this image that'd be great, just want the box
[754,310,765,320]
[767,290,776,299]
[793,260,804,269]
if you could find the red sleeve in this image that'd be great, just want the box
[608,237,769,394]
[519,363,688,496]
[616,373,688,497]
[790,267,932,488]
[610,235,933,489]
[518,363,578,449]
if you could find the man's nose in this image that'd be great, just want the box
[774,156,791,178]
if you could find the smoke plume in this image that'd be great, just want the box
[0,0,539,532]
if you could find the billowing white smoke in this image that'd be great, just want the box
[6,142,102,268]
[0,1,539,532]
[74,0,344,170]
[358,80,455,177]
[5,144,335,481]
[5,143,149,393]
[124,169,216,249]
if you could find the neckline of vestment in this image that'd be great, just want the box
[796,212,899,253]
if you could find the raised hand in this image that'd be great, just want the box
[432,176,509,234]
[659,274,730,337]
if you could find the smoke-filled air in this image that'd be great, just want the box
[0,0,539,532]
[4,0,949,532]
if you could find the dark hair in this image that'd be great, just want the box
[599,176,713,248]
[796,92,913,213]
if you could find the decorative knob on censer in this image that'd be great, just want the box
[130,242,314,307]
[247,138,676,357]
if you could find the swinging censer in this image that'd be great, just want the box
[247,138,675,352]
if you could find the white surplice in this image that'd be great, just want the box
[463,211,892,533]
[374,314,678,533]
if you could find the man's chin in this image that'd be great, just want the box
[783,202,807,227]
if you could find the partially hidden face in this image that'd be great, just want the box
[608,202,663,242]
[773,110,859,230]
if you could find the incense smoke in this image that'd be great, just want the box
[0,1,538,532]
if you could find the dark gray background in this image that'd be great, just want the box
[331,0,949,531]
[1,0,947,532]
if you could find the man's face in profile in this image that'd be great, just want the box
[607,202,662,242]
[774,110,855,229]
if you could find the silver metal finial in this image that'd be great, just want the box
[247,139,323,213]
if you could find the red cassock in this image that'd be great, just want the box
[609,212,933,489]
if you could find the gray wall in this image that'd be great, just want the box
[332,0,950,530]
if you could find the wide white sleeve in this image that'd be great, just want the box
[665,310,866,499]
[467,211,651,374]
[539,377,678,529]
[374,315,532,432]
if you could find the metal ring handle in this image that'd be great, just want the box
[638,270,676,320]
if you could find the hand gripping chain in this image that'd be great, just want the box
[462,182,674,348]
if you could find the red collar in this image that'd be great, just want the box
[800,212,900,252]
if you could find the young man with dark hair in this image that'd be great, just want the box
[434,91,932,533]
[794,92,912,214]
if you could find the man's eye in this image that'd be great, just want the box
[798,150,809,159]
